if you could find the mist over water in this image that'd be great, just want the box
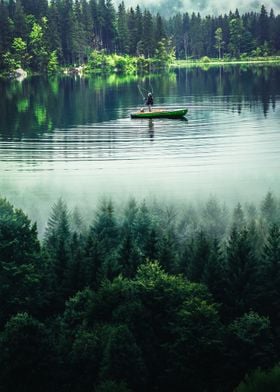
[0,65,280,234]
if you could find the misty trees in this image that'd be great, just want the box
[1,194,280,390]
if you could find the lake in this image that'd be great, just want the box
[0,65,280,232]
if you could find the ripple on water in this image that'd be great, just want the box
[0,99,279,177]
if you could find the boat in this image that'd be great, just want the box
[130,108,188,119]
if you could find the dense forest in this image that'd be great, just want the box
[1,192,280,390]
[0,0,280,73]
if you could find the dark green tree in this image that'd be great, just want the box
[116,2,129,54]
[85,200,120,286]
[0,313,55,392]
[100,324,147,391]
[228,17,244,57]
[43,198,73,311]
[13,0,27,39]
[258,224,280,326]
[258,5,269,45]
[0,197,42,325]
[21,0,48,18]
[142,10,154,57]
[224,227,258,319]
[226,311,276,390]
[236,365,280,392]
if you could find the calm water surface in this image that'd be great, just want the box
[0,65,280,230]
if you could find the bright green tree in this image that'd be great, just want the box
[29,20,49,71]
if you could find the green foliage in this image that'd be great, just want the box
[227,312,276,390]
[223,227,258,319]
[201,55,211,63]
[0,197,42,326]
[48,50,59,73]
[100,324,146,390]
[0,195,280,390]
[87,50,138,74]
[215,27,224,59]
[229,18,244,58]
[1,2,280,73]
[96,380,132,392]
[11,37,28,67]
[0,313,55,391]
[154,38,176,68]
[236,365,280,392]
[2,51,19,72]
[29,21,49,71]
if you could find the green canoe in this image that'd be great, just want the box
[130,108,188,119]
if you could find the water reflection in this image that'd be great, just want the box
[0,65,279,232]
[148,119,154,139]
[0,65,279,140]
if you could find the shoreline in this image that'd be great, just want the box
[1,57,280,80]
[172,57,280,68]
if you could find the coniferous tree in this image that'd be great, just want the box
[0,313,55,392]
[0,1,12,56]
[258,5,269,45]
[189,12,203,57]
[224,227,259,320]
[261,191,278,224]
[258,224,280,326]
[46,0,62,61]
[21,0,48,18]
[116,1,129,54]
[189,230,211,282]
[13,0,27,40]
[142,10,154,58]
[43,198,73,310]
[228,17,244,57]
[182,12,190,58]
[0,198,42,326]
[72,0,87,64]
[202,238,226,304]
[232,202,245,230]
[215,27,224,59]
[154,13,165,44]
[127,7,137,55]
[134,5,143,56]
[85,200,120,286]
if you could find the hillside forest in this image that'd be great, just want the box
[1,193,280,390]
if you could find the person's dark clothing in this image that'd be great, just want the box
[146,94,153,106]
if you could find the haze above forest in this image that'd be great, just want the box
[119,0,280,16]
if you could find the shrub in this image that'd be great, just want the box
[235,366,280,392]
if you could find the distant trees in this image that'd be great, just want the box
[0,2,280,73]
[0,193,280,390]
[215,27,224,59]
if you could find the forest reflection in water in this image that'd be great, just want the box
[0,64,280,232]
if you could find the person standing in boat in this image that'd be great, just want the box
[146,92,154,112]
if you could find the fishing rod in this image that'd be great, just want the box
[138,84,150,101]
